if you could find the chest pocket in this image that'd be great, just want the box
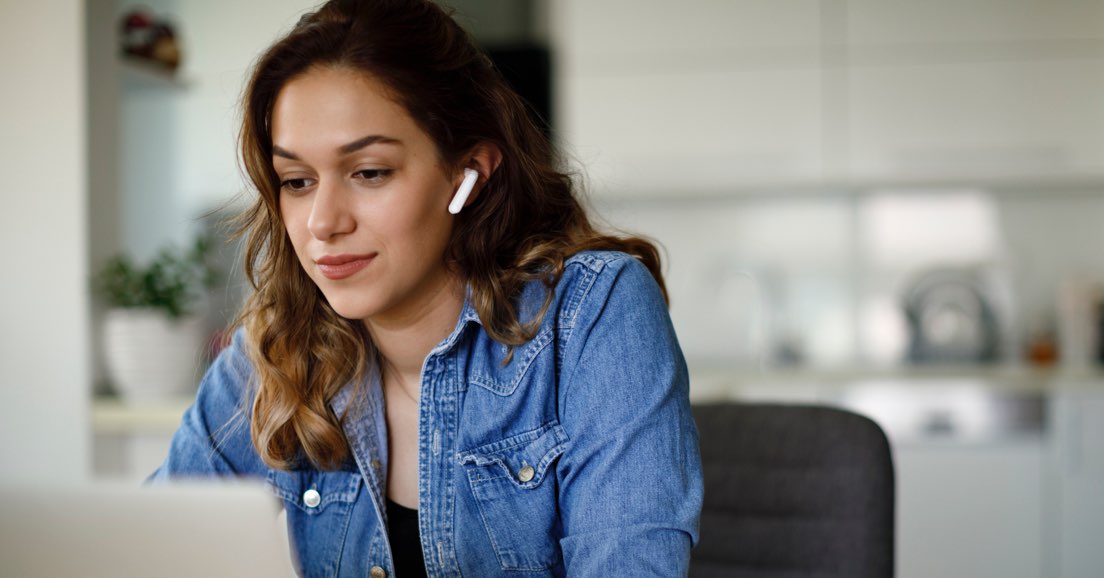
[457,422,570,572]
[267,468,362,577]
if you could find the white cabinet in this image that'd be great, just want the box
[838,0,1104,182]
[554,0,822,56]
[831,378,1047,578]
[895,440,1043,578]
[563,68,824,197]
[551,0,825,196]
[844,0,1104,46]
[842,0,1104,182]
[1048,387,1104,578]
[846,59,1104,182]
[550,1,1104,195]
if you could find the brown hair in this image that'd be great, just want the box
[235,0,666,470]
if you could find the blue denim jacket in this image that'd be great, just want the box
[151,250,703,577]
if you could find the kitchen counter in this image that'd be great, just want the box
[688,364,1104,446]
[91,365,1104,436]
[689,364,1104,401]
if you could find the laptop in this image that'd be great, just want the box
[0,480,297,577]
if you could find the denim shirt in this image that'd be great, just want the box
[151,250,703,577]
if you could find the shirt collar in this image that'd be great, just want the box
[457,284,483,327]
[430,284,483,355]
[330,284,482,417]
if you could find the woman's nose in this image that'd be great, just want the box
[306,179,355,241]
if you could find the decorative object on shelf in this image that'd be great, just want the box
[94,236,218,402]
[903,267,1002,364]
[120,7,182,72]
[1057,278,1103,369]
[1097,297,1104,365]
[1026,329,1058,367]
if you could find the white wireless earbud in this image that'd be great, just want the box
[448,168,480,215]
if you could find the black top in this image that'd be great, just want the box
[386,498,428,578]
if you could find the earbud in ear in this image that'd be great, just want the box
[449,168,480,215]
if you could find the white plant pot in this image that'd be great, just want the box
[103,308,206,402]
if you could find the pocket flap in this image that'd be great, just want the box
[265,468,362,514]
[457,422,569,489]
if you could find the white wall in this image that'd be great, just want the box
[111,0,329,262]
[0,0,91,483]
[173,0,321,209]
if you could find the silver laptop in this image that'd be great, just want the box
[0,481,297,577]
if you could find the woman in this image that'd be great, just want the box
[152,0,702,576]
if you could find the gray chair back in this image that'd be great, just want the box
[690,403,895,578]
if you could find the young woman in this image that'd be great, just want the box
[152,0,702,576]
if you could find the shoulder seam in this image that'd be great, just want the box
[563,249,632,274]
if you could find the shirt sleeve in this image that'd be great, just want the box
[556,255,703,576]
[147,328,267,482]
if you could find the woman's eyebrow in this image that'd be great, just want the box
[272,134,404,160]
[338,134,403,155]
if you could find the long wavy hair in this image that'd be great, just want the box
[235,0,667,470]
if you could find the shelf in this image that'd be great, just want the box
[120,55,191,90]
[92,366,1104,435]
[92,396,192,435]
[590,174,1104,205]
[687,363,1104,402]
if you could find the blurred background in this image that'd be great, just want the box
[2,1,1104,577]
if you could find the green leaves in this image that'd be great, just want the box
[93,236,220,319]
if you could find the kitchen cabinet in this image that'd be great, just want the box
[554,0,822,56]
[552,0,825,197]
[845,54,1104,183]
[563,69,824,197]
[550,0,1104,196]
[895,440,1043,578]
[832,378,1046,578]
[833,0,1104,183]
[844,0,1104,46]
[842,0,1104,182]
[1047,386,1104,578]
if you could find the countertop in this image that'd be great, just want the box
[91,364,1104,437]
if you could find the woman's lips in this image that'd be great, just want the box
[315,253,376,280]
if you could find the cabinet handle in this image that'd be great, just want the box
[1066,402,1082,477]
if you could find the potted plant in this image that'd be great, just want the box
[94,236,218,402]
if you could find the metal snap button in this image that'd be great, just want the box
[303,488,321,508]
[370,458,382,470]
[370,565,386,578]
[518,464,535,483]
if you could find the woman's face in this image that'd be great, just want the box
[271,66,460,325]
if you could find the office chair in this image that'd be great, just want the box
[690,403,895,578]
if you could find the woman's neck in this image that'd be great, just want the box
[366,275,465,397]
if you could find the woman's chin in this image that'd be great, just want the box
[323,299,376,323]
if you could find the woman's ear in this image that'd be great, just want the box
[468,143,503,181]
[451,143,502,210]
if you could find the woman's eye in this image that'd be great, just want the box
[354,169,393,183]
[280,178,314,192]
